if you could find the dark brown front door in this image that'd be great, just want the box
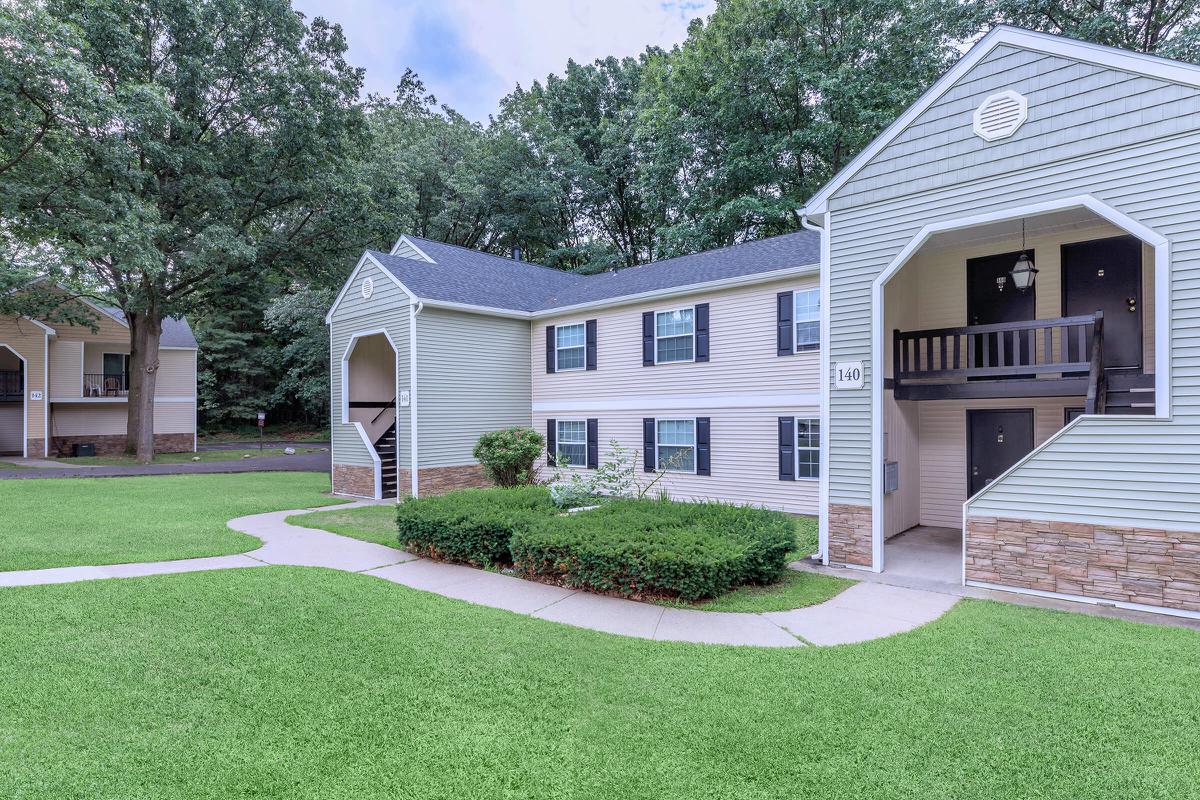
[968,409,1034,496]
[967,250,1036,371]
[1062,236,1142,371]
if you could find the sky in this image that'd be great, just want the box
[291,0,713,121]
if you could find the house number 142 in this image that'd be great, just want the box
[834,361,864,390]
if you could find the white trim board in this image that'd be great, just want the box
[533,393,820,414]
[869,193,1171,574]
[0,344,29,459]
[350,421,383,501]
[802,25,1200,218]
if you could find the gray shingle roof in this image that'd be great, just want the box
[369,231,820,314]
[100,305,197,348]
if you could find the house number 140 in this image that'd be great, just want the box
[834,361,864,390]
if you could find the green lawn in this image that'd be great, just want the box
[0,460,35,470]
[1,566,1198,799]
[1,473,344,571]
[51,447,323,466]
[295,505,853,612]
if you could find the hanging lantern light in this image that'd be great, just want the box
[1010,219,1037,292]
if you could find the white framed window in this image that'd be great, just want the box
[555,323,586,371]
[655,307,694,363]
[656,418,696,472]
[794,289,820,352]
[556,419,587,467]
[795,417,820,479]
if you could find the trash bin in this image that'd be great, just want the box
[72,443,96,457]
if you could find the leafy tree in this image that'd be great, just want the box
[0,0,366,460]
[263,285,334,424]
[988,0,1200,60]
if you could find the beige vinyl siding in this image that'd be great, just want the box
[154,349,196,396]
[533,407,820,514]
[328,259,411,471]
[49,401,195,437]
[533,276,820,402]
[53,308,128,344]
[416,308,531,468]
[0,404,21,452]
[49,339,83,397]
[825,41,1200,532]
[0,317,48,453]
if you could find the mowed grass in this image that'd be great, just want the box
[297,504,853,612]
[1,566,1198,799]
[1,473,344,571]
[52,447,316,466]
[0,460,35,470]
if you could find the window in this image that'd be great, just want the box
[555,323,586,371]
[555,420,587,467]
[656,418,696,472]
[794,289,820,352]
[102,353,129,389]
[795,417,820,479]
[655,307,694,363]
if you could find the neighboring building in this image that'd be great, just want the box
[0,294,198,458]
[804,26,1200,617]
[325,233,821,511]
[329,27,1200,618]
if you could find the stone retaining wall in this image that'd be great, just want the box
[51,433,193,456]
[333,464,376,498]
[418,464,489,494]
[828,503,873,567]
[966,515,1200,613]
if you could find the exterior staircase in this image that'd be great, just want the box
[1104,372,1156,416]
[374,423,398,499]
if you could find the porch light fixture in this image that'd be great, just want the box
[1010,219,1038,292]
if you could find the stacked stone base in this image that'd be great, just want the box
[51,433,193,457]
[966,516,1200,613]
[333,463,491,499]
[828,503,873,567]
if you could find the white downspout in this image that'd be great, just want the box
[409,301,423,498]
[800,211,830,565]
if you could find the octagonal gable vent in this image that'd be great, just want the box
[972,90,1028,142]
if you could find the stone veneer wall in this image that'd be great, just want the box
[417,464,489,494]
[26,438,45,457]
[333,464,375,498]
[966,516,1200,613]
[828,503,873,567]
[51,433,193,456]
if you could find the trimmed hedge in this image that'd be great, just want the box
[395,486,554,566]
[510,499,794,601]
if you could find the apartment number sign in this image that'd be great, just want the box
[834,361,864,390]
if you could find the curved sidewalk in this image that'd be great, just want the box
[0,503,959,647]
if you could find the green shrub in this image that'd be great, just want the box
[395,486,554,566]
[510,499,794,601]
[472,427,545,487]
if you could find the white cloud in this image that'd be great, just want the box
[292,0,713,120]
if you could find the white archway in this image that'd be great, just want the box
[0,344,29,458]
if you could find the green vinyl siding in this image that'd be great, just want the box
[825,42,1200,532]
[328,259,411,470]
[415,308,532,468]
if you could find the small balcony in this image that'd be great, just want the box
[892,312,1110,411]
[83,373,129,398]
[0,370,21,402]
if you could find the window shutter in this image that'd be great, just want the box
[586,418,599,469]
[585,319,597,370]
[546,418,557,466]
[777,291,793,356]
[643,418,656,472]
[546,326,556,373]
[696,417,711,476]
[778,417,795,480]
[694,303,709,362]
[642,312,655,366]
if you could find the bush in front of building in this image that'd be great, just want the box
[396,485,554,566]
[472,427,546,487]
[509,499,794,601]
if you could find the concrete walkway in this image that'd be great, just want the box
[0,503,960,647]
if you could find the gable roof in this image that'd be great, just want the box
[355,231,820,318]
[802,25,1200,218]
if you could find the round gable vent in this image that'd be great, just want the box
[972,90,1028,142]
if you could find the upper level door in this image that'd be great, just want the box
[1061,236,1142,371]
[967,250,1036,371]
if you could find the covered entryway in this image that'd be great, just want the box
[0,345,26,457]
[343,332,398,499]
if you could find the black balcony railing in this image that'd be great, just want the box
[84,372,129,397]
[0,370,21,401]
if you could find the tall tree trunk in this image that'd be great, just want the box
[125,310,162,463]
